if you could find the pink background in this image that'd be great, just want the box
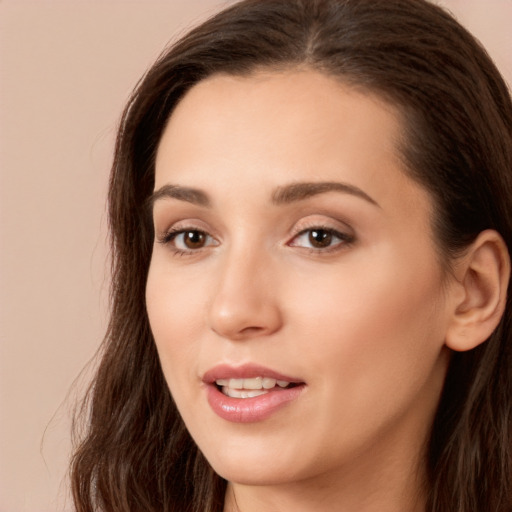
[0,1,510,510]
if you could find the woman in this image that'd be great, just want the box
[71,0,512,510]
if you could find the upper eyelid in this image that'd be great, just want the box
[293,226,349,236]
[289,216,354,236]
[158,225,214,240]
[155,218,218,237]
[154,213,355,242]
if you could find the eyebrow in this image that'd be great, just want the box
[148,184,211,208]
[271,181,380,207]
[149,181,379,209]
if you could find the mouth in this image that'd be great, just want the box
[202,364,306,423]
[215,377,299,398]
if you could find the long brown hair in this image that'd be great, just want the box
[71,1,512,510]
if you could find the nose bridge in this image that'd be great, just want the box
[208,238,282,340]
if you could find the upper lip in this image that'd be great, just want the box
[202,363,303,384]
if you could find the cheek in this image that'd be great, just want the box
[288,251,448,404]
[291,251,444,346]
[275,261,448,471]
[145,262,208,386]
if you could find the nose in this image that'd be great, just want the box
[208,249,283,341]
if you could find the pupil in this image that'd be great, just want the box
[309,229,332,248]
[185,231,205,248]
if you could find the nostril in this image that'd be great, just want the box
[240,326,265,334]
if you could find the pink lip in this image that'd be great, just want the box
[202,363,302,384]
[202,363,305,423]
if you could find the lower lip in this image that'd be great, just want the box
[205,384,305,423]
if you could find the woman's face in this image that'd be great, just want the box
[146,70,453,486]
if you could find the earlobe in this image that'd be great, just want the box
[445,230,510,352]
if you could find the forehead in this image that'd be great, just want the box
[155,69,427,216]
[159,69,403,164]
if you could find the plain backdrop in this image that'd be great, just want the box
[0,1,511,511]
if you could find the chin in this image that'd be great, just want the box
[209,459,298,486]
[198,435,320,486]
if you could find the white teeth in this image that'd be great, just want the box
[214,376,292,397]
[243,377,263,389]
[262,377,277,389]
[230,378,244,389]
[223,387,268,398]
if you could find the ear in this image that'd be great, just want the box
[445,230,510,352]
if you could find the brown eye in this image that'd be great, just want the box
[289,226,354,252]
[308,229,333,248]
[160,228,218,253]
[183,230,206,249]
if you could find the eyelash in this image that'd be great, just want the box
[157,227,218,256]
[289,226,355,253]
[157,225,354,257]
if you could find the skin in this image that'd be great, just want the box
[146,69,457,511]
